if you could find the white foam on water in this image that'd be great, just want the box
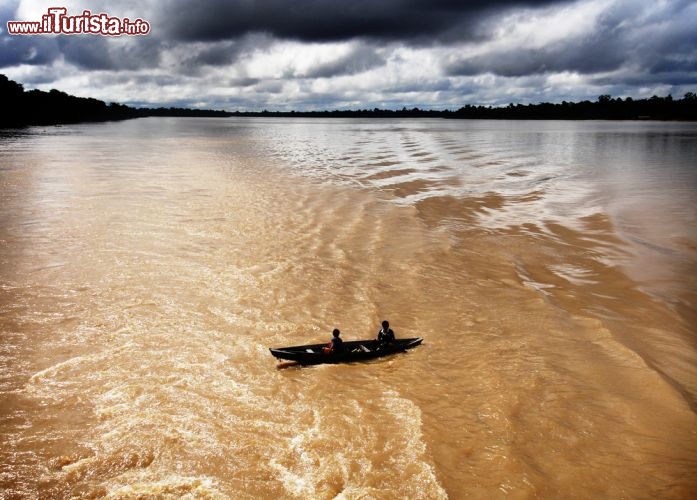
[266,389,447,499]
[104,474,225,499]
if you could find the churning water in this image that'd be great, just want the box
[1,117,696,498]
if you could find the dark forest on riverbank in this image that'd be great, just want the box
[2,74,695,128]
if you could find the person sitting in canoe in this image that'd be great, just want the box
[323,328,344,354]
[377,320,395,347]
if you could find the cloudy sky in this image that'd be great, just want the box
[1,0,695,110]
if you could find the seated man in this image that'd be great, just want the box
[323,328,344,354]
[376,320,395,346]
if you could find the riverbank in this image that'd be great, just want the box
[2,74,695,128]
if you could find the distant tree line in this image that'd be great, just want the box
[226,94,697,119]
[452,94,697,120]
[1,74,695,128]
[1,74,135,127]
[0,74,228,128]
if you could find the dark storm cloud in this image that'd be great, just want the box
[299,44,386,78]
[1,0,694,109]
[1,2,57,68]
[446,40,627,78]
[649,57,697,76]
[637,6,697,78]
[176,34,275,75]
[0,31,161,72]
[446,0,697,80]
[57,37,162,71]
[0,34,58,68]
[592,69,697,88]
[0,0,160,72]
[159,0,572,43]
[0,0,17,28]
[190,41,242,67]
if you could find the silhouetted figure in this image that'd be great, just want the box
[377,320,395,347]
[323,328,344,354]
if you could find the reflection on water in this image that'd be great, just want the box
[1,118,696,498]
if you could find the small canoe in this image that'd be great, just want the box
[269,337,423,365]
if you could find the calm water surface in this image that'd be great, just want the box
[1,118,696,498]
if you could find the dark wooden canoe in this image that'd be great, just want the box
[269,337,423,365]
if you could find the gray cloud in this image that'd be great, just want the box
[1,0,59,69]
[175,34,275,75]
[158,0,571,43]
[446,0,697,81]
[190,42,242,67]
[298,44,387,78]
[0,2,54,68]
[57,37,162,71]
[446,41,627,78]
[0,35,58,68]
[1,32,161,72]
[1,0,694,109]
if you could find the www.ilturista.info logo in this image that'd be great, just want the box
[7,7,150,36]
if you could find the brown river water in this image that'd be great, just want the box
[1,117,696,498]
